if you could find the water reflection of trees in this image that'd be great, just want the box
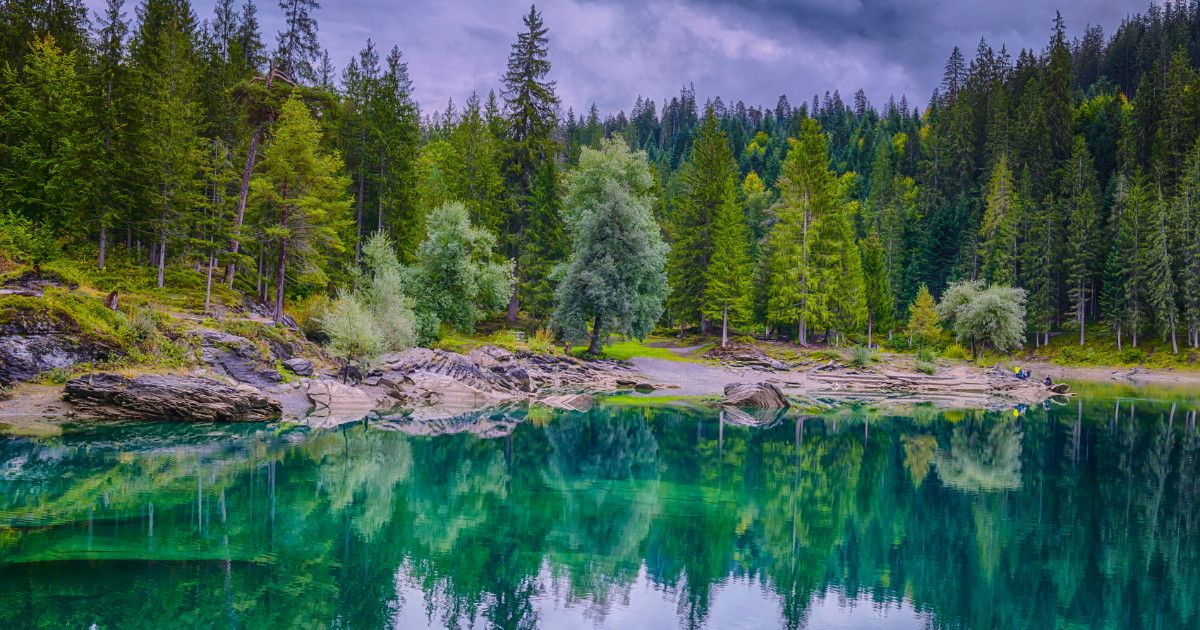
[1,397,1200,629]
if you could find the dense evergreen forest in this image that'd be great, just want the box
[5,0,1200,356]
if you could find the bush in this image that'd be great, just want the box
[850,345,876,367]
[127,304,158,342]
[915,360,938,374]
[290,293,330,342]
[942,344,970,360]
[323,293,384,362]
[1119,348,1145,365]
[916,346,937,363]
[527,328,556,354]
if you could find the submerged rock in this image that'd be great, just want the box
[63,373,282,421]
[721,382,790,409]
[539,393,594,413]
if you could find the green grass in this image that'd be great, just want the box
[1028,323,1200,370]
[598,338,706,362]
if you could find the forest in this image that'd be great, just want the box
[4,0,1200,359]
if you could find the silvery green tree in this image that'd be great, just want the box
[410,201,514,345]
[937,280,1027,359]
[552,138,670,354]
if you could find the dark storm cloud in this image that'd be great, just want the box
[85,0,1142,116]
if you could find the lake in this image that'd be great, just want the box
[2,383,1199,629]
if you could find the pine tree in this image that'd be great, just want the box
[1063,137,1099,344]
[768,118,837,344]
[131,0,205,288]
[93,0,132,270]
[828,174,866,345]
[908,284,940,349]
[251,98,349,321]
[1175,141,1200,348]
[862,232,894,346]
[501,3,559,321]
[1145,191,1179,353]
[519,160,564,323]
[979,153,1017,285]
[703,173,751,347]
[669,107,736,330]
[275,0,320,83]
[0,35,95,243]
[1120,175,1151,347]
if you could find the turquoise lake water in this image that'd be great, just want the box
[2,383,1199,629]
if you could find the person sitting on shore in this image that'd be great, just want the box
[1014,366,1028,380]
[1044,375,1053,387]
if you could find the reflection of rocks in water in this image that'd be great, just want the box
[373,407,524,439]
[934,419,1023,492]
[720,406,789,428]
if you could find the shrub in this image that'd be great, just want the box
[527,328,556,354]
[916,346,937,363]
[850,345,875,367]
[323,292,384,362]
[1119,348,1145,365]
[915,360,938,374]
[942,344,970,360]
[126,304,158,342]
[291,293,330,342]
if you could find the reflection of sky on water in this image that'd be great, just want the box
[391,564,927,629]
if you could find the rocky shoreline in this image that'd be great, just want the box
[0,330,1077,431]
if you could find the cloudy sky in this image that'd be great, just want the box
[89,0,1144,116]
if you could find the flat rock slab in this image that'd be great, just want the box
[64,373,282,421]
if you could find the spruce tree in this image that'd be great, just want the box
[1175,141,1200,348]
[275,0,320,83]
[768,118,837,344]
[1145,192,1179,353]
[250,98,348,321]
[703,173,751,347]
[669,106,736,330]
[979,153,1017,286]
[862,232,894,346]
[0,35,95,243]
[1063,137,1099,345]
[501,3,559,321]
[131,0,205,288]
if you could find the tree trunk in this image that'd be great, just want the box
[867,319,873,348]
[587,311,602,355]
[1133,324,1138,348]
[274,235,287,324]
[157,182,168,289]
[204,251,215,312]
[721,305,728,348]
[507,258,520,322]
[1172,325,1178,355]
[99,214,107,271]
[1117,323,1122,352]
[224,126,262,286]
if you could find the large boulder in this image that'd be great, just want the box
[63,373,282,421]
[382,348,513,393]
[302,379,379,427]
[281,357,313,377]
[467,345,517,369]
[721,382,790,409]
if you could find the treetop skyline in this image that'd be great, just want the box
[79,0,1144,116]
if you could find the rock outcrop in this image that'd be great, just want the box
[281,357,313,376]
[721,382,791,409]
[63,373,281,421]
[0,298,121,386]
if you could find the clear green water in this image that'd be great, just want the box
[2,386,1200,629]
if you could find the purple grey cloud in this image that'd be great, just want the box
[85,0,1143,117]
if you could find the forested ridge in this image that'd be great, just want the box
[5,0,1200,357]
